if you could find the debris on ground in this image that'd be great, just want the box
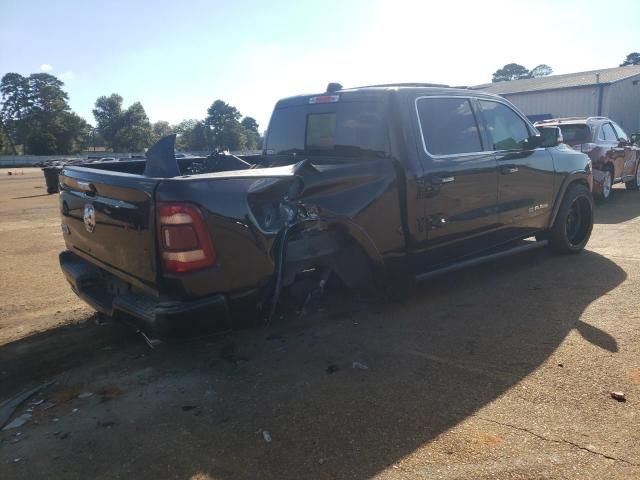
[139,330,163,349]
[77,392,93,399]
[182,405,197,411]
[262,430,272,443]
[2,413,32,431]
[97,420,116,428]
[0,382,52,429]
[610,391,626,402]
[326,364,340,374]
[352,361,369,371]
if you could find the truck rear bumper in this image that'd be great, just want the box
[60,251,232,338]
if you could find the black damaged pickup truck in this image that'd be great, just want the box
[58,83,594,338]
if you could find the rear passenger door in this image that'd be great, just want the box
[600,122,625,180]
[414,96,499,265]
[611,121,639,179]
[477,100,555,236]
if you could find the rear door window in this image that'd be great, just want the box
[601,123,618,142]
[611,122,629,142]
[478,100,531,151]
[557,124,592,144]
[416,97,483,156]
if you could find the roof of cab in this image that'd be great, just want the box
[274,83,506,108]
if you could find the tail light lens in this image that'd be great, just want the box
[157,203,216,273]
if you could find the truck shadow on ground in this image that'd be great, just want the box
[594,187,640,224]
[0,249,626,479]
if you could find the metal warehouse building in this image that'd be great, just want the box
[474,65,640,133]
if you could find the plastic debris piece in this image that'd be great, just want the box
[610,391,626,402]
[262,430,272,443]
[352,361,369,371]
[72,408,79,413]
[2,414,32,431]
[0,382,53,429]
[78,392,93,399]
[40,401,56,410]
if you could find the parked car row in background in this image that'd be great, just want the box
[535,116,640,201]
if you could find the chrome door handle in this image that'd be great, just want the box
[500,166,519,174]
[431,175,455,185]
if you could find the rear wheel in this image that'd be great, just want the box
[599,168,613,200]
[625,163,640,190]
[549,184,594,254]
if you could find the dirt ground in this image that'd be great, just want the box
[1,168,639,479]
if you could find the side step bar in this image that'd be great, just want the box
[415,240,548,283]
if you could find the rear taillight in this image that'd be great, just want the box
[157,203,216,273]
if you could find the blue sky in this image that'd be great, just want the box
[1,0,639,130]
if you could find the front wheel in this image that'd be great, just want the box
[599,169,613,200]
[549,184,594,254]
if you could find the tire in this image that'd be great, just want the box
[599,168,613,200]
[625,163,640,191]
[549,183,594,254]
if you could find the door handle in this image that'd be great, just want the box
[431,175,455,185]
[77,181,96,196]
[500,165,519,175]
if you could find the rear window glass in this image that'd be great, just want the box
[557,124,592,144]
[306,113,337,150]
[265,101,389,158]
[416,97,482,156]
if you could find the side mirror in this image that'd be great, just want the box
[537,126,563,148]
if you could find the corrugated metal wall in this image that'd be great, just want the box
[502,76,640,133]
[504,86,599,119]
[603,76,640,132]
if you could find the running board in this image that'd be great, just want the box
[415,240,548,283]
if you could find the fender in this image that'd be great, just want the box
[548,170,592,228]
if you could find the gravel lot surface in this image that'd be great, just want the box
[1,168,639,479]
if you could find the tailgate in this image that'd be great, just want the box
[59,167,159,284]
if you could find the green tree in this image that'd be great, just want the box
[0,72,87,154]
[92,95,152,152]
[113,102,152,152]
[205,100,245,150]
[92,94,124,149]
[240,116,260,150]
[491,63,530,83]
[151,120,174,144]
[175,119,210,151]
[528,64,553,78]
[620,52,640,66]
[217,122,247,151]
